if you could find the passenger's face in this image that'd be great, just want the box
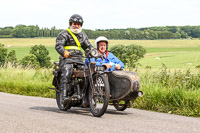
[98,41,107,54]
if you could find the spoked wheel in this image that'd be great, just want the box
[56,87,71,111]
[113,100,130,111]
[89,74,110,117]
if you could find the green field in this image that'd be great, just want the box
[141,48,200,68]
[1,38,200,68]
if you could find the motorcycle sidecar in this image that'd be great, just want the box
[106,70,143,111]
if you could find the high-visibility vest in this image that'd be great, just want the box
[64,28,81,50]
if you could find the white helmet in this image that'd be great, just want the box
[95,36,108,50]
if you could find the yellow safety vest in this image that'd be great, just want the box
[64,28,81,50]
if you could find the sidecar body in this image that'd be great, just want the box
[106,70,142,102]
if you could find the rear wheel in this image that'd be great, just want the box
[89,74,110,117]
[113,100,129,111]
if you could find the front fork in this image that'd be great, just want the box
[88,64,95,93]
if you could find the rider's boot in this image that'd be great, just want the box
[61,84,70,105]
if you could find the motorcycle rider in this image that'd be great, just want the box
[85,36,124,71]
[55,14,93,105]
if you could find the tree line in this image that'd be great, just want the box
[0,42,145,69]
[0,25,62,38]
[1,25,200,39]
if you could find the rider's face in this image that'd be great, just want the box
[71,22,81,29]
[70,22,82,34]
[98,41,107,54]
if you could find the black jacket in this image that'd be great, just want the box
[55,29,93,56]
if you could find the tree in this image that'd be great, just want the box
[12,25,27,38]
[20,54,39,68]
[7,50,17,64]
[29,44,52,68]
[0,43,7,66]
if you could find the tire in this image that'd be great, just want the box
[89,74,110,117]
[56,91,71,111]
[113,101,129,111]
[56,91,70,111]
[55,78,71,111]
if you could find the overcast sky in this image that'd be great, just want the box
[0,0,200,30]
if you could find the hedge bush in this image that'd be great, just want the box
[110,44,146,68]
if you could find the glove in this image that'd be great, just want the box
[63,50,71,58]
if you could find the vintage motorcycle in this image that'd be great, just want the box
[49,48,143,117]
[50,48,110,117]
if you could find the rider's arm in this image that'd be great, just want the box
[81,34,93,51]
[55,30,68,56]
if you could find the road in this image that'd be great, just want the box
[0,92,200,133]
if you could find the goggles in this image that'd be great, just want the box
[70,18,83,23]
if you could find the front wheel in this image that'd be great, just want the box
[89,74,110,117]
[56,91,71,111]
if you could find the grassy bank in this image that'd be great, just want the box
[133,67,200,117]
[0,64,199,117]
[0,64,55,98]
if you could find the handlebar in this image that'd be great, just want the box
[69,48,102,59]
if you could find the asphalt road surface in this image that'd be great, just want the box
[0,92,200,133]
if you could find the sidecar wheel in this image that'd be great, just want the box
[56,91,71,111]
[113,101,129,111]
[89,74,110,117]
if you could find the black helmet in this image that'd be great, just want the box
[69,14,84,26]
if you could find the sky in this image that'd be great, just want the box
[0,0,200,30]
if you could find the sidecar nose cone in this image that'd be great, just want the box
[138,91,143,97]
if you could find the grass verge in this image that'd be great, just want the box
[133,68,200,117]
[0,64,55,98]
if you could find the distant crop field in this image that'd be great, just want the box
[0,38,56,47]
[1,38,200,48]
[1,38,200,68]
